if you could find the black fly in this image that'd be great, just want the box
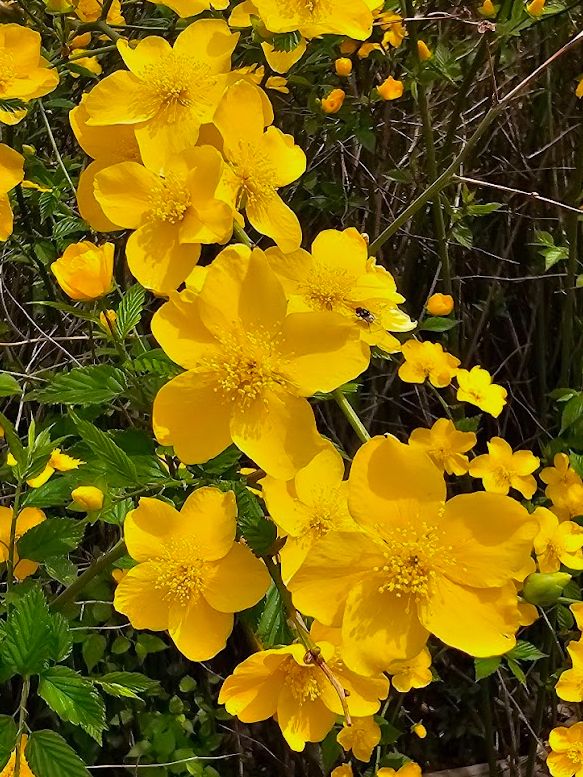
[355,307,375,324]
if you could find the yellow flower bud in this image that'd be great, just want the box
[51,241,114,301]
[0,424,4,439]
[577,77,583,99]
[69,32,92,49]
[112,568,127,585]
[321,89,346,114]
[526,0,544,14]
[478,0,496,16]
[417,40,432,61]
[411,723,427,739]
[377,76,404,101]
[522,571,571,606]
[71,486,104,511]
[339,39,358,55]
[427,293,454,316]
[335,57,353,77]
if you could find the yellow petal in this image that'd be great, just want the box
[117,36,172,74]
[179,487,237,561]
[124,497,181,561]
[85,71,156,125]
[204,542,269,611]
[151,289,219,370]
[93,161,156,229]
[0,143,25,194]
[277,688,336,751]
[168,597,233,660]
[114,562,171,630]
[126,222,201,294]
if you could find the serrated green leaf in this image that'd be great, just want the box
[0,411,25,467]
[506,640,547,662]
[420,317,460,332]
[17,518,85,563]
[22,477,75,509]
[256,584,293,648]
[70,413,138,485]
[474,656,501,681]
[0,374,20,398]
[0,587,52,676]
[26,730,90,777]
[561,393,583,434]
[230,482,276,556]
[82,635,106,673]
[0,716,17,770]
[47,612,73,663]
[38,666,106,743]
[43,556,78,586]
[52,216,88,241]
[506,657,526,685]
[95,671,159,698]
[116,284,146,338]
[29,366,128,406]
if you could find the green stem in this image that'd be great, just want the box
[50,539,126,611]
[13,676,30,777]
[368,29,583,256]
[73,19,122,42]
[38,103,76,195]
[481,679,499,777]
[525,622,554,777]
[333,389,371,443]
[233,223,254,248]
[7,481,24,592]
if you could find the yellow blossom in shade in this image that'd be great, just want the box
[540,453,582,503]
[0,143,24,241]
[322,88,346,114]
[555,639,583,701]
[0,24,59,125]
[251,0,373,39]
[478,0,496,15]
[409,418,476,476]
[335,57,353,77]
[112,568,127,585]
[455,365,507,418]
[0,425,4,439]
[71,485,104,511]
[548,723,583,777]
[49,448,84,471]
[337,716,381,762]
[213,80,306,253]
[69,50,102,78]
[417,40,432,60]
[115,488,269,660]
[6,453,16,467]
[551,482,583,522]
[577,78,583,99]
[289,435,538,673]
[376,12,406,47]
[572,602,583,629]
[266,228,414,354]
[27,464,54,488]
[152,245,369,478]
[533,507,583,573]
[526,0,544,14]
[387,647,433,692]
[99,309,117,335]
[378,763,423,777]
[427,293,453,316]
[358,42,383,59]
[261,443,358,581]
[73,0,124,23]
[378,76,404,101]
[469,437,539,499]
[0,507,46,579]
[340,39,359,55]
[518,598,539,626]
[51,241,114,301]
[94,148,233,294]
[1,737,34,777]
[332,767,353,777]
[398,340,460,388]
[152,0,228,18]
[84,20,239,170]
[412,723,427,739]
[266,76,289,94]
[218,622,389,752]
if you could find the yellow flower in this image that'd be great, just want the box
[71,485,104,511]
[153,0,228,18]
[469,437,539,498]
[577,77,583,99]
[27,464,55,488]
[526,0,544,14]
[94,147,233,294]
[51,241,114,301]
[99,309,117,335]
[251,0,373,39]
[152,245,368,479]
[357,42,383,59]
[555,639,583,702]
[386,647,432,692]
[1,737,34,777]
[266,75,289,93]
[551,482,583,522]
[378,76,404,101]
[115,488,269,660]
[289,435,538,673]
[261,444,357,581]
[262,38,307,73]
[426,293,453,316]
[0,143,24,241]
[572,602,583,629]
[69,50,102,77]
[417,40,432,61]
[266,228,414,353]
[332,767,353,777]
[533,507,583,573]
[69,96,141,232]
[218,622,389,751]
[409,418,476,476]
[377,12,406,47]
[478,0,496,16]
[73,0,124,23]
[335,57,353,77]
[455,365,507,418]
[322,88,346,114]
[398,340,460,388]
[378,762,422,777]
[412,722,427,739]
[0,507,46,580]
[84,20,239,169]
[50,448,84,471]
[337,716,381,762]
[548,723,583,777]
[214,80,305,252]
[0,24,59,125]
[540,453,582,502]
[340,39,359,55]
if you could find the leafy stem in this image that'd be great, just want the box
[50,539,126,611]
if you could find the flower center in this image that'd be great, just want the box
[278,0,330,20]
[492,466,511,490]
[148,174,191,224]
[151,538,206,606]
[230,141,277,205]
[0,52,15,94]
[567,744,583,765]
[306,490,344,538]
[283,658,322,702]
[298,264,356,312]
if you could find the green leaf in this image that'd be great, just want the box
[22,477,75,509]
[70,413,138,485]
[506,640,547,662]
[95,671,159,699]
[419,317,460,332]
[0,587,52,676]
[0,411,25,467]
[17,518,85,563]
[270,30,302,52]
[256,584,293,648]
[26,730,90,777]
[52,216,88,241]
[82,635,106,673]
[474,656,501,681]
[38,666,106,743]
[230,482,276,556]
[561,393,583,434]
[47,612,73,663]
[116,284,146,338]
[0,716,17,770]
[43,556,78,586]
[0,374,20,398]
[506,657,526,685]
[29,365,128,406]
